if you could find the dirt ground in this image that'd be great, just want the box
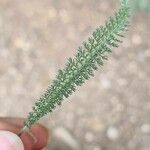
[0,0,150,150]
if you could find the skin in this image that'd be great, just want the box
[0,117,49,150]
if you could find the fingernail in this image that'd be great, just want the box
[27,131,37,145]
[0,131,24,150]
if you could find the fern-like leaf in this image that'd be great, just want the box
[24,0,131,129]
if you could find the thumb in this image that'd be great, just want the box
[0,130,24,150]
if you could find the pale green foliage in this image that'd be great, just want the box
[24,0,131,128]
[121,0,129,5]
[133,0,150,12]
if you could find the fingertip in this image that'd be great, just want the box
[0,131,24,150]
[20,132,34,150]
[31,124,49,149]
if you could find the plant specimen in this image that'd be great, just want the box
[19,0,131,134]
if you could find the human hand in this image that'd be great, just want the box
[0,117,49,150]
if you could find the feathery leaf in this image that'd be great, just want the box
[24,1,131,129]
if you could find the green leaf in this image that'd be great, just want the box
[24,1,131,129]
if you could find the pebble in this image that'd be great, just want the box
[100,1,109,11]
[48,8,57,19]
[59,9,71,24]
[48,127,81,150]
[100,77,111,90]
[132,34,142,45]
[85,132,94,142]
[93,146,102,150]
[141,124,150,134]
[117,78,127,86]
[107,126,119,140]
[137,51,145,62]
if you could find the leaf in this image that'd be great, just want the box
[24,1,131,129]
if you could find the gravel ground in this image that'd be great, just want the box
[0,0,150,150]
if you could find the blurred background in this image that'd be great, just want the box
[0,0,149,150]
